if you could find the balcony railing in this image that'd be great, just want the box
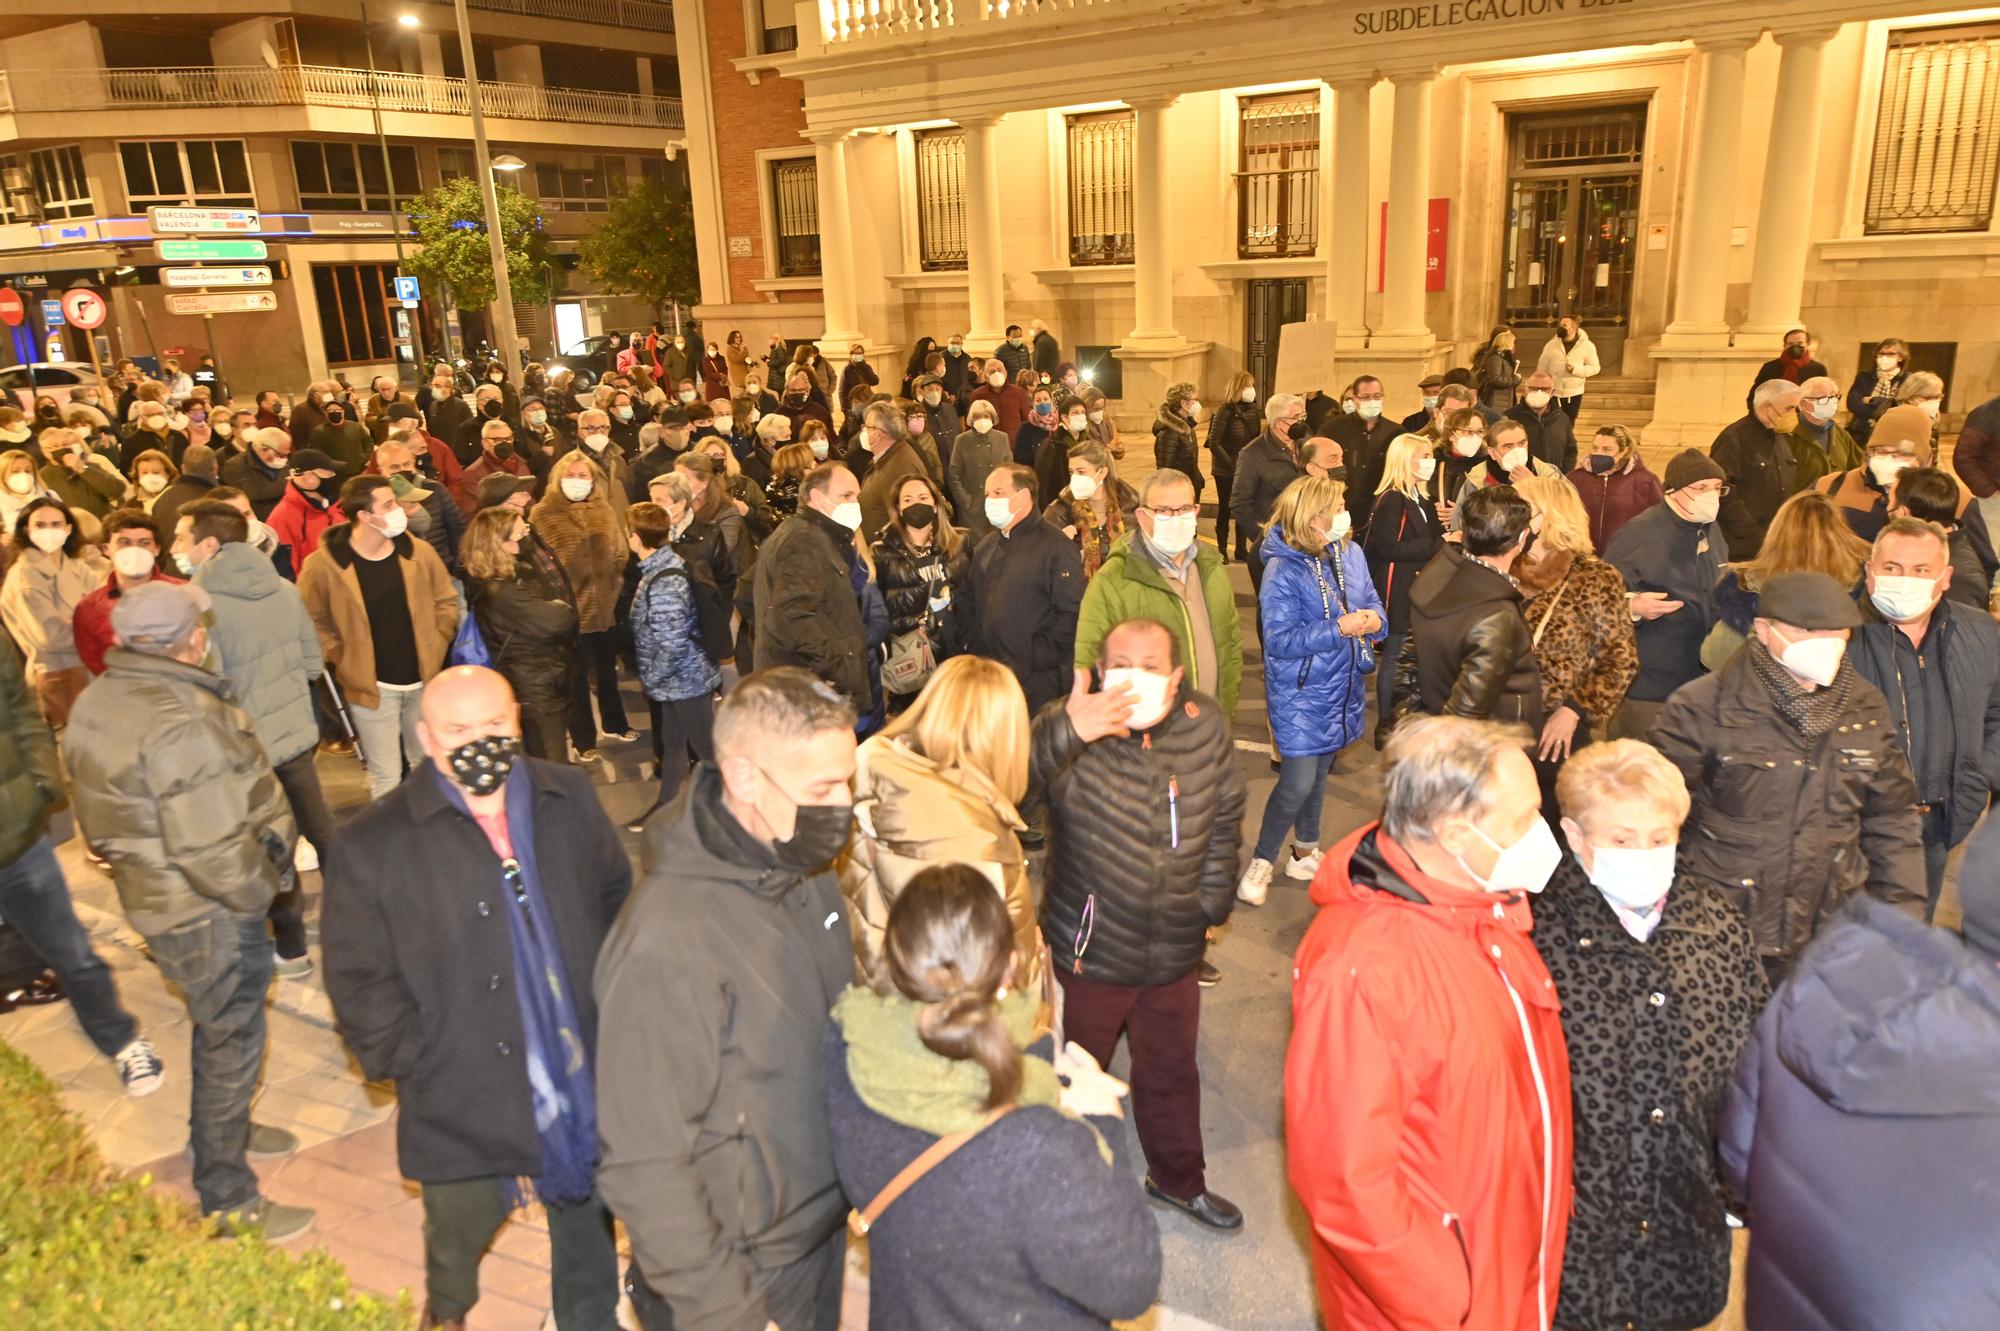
[467,0,675,31]
[817,0,1112,45]
[2,65,683,131]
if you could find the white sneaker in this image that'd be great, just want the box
[293,838,318,874]
[1237,857,1274,906]
[1285,846,1324,881]
[116,1037,164,1097]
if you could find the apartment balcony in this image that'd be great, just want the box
[465,0,675,31]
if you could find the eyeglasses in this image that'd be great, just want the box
[1145,504,1200,519]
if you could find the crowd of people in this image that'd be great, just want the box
[0,316,1996,1331]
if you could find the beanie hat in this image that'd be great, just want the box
[1663,449,1726,491]
[1873,405,1936,461]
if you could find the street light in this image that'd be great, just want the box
[360,0,427,372]
[397,12,420,26]
[491,154,527,172]
[455,0,524,386]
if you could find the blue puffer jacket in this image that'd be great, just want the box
[1259,523,1386,757]
[631,546,722,703]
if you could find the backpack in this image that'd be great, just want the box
[658,564,734,665]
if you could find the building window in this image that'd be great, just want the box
[294,142,421,212]
[435,147,476,185]
[769,157,821,278]
[120,139,254,210]
[1066,111,1134,267]
[1866,22,2000,235]
[534,156,626,213]
[313,262,400,365]
[916,129,967,272]
[28,146,93,221]
[1238,93,1318,259]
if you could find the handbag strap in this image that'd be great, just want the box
[1531,569,1575,650]
[849,1104,1016,1236]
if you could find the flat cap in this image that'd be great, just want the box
[1757,570,1863,631]
[112,581,211,650]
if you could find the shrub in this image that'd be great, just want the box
[0,1038,410,1329]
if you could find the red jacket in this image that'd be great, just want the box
[72,567,184,675]
[968,382,1031,443]
[266,483,342,573]
[1287,822,1573,1331]
[451,451,532,517]
[1566,457,1663,554]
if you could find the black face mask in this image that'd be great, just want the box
[900,502,936,530]
[325,409,345,426]
[491,441,515,460]
[446,733,521,796]
[771,801,855,871]
[1324,465,1348,484]
[482,401,505,418]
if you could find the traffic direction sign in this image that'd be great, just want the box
[166,291,277,315]
[163,267,272,289]
[60,289,107,330]
[147,206,261,234]
[0,290,22,327]
[154,239,269,262]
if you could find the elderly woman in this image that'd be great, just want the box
[1704,489,1871,668]
[1845,336,1911,445]
[459,505,578,763]
[0,449,55,540]
[1241,474,1385,905]
[1044,440,1138,578]
[1567,424,1662,551]
[1535,740,1765,1331]
[949,399,1013,541]
[1151,382,1203,500]
[0,497,107,730]
[745,410,790,488]
[532,452,632,761]
[1514,475,1639,769]
[127,449,180,515]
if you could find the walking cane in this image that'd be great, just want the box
[320,674,366,767]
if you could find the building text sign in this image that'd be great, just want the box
[147,207,261,234]
[166,291,277,315]
[1352,0,1631,36]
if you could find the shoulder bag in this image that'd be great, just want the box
[848,1104,1016,1237]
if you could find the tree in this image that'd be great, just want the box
[403,176,553,312]
[576,177,700,321]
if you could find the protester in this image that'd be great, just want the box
[872,475,966,713]
[1361,435,1443,739]
[1318,375,1399,532]
[152,442,219,541]
[1514,475,1639,766]
[855,400,931,536]
[626,501,722,823]
[323,666,630,1331]
[968,357,1031,445]
[1043,440,1135,576]
[1,498,106,729]
[1712,380,1804,560]
[1449,416,1562,521]
[532,453,632,758]
[1604,451,1729,739]
[265,449,344,573]
[221,426,292,519]
[1790,373,1864,490]
[1567,424,1661,552]
[378,436,465,578]
[452,418,533,519]
[459,506,578,764]
[1536,314,1600,421]
[753,462,872,707]
[963,465,1084,714]
[1286,715,1570,1331]
[1392,484,1542,728]
[39,426,127,521]
[1893,465,1998,610]
[1150,383,1204,504]
[63,582,310,1239]
[1814,403,1932,541]
[947,400,1011,541]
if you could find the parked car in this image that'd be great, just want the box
[1,363,105,413]
[547,335,618,390]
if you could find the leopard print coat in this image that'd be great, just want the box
[1519,551,1640,729]
[1532,858,1767,1331]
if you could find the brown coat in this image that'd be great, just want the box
[1518,551,1639,730]
[296,524,460,710]
[532,481,628,633]
[857,436,931,537]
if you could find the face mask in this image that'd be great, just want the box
[1341,400,1357,415]
[853,432,873,454]
[948,343,963,354]
[1676,490,1721,524]
[1034,403,1054,418]
[110,546,156,579]
[489,373,504,383]
[747,383,763,396]
[1769,409,1800,434]
[173,551,196,575]
[137,472,168,494]
[900,502,936,529]
[374,505,409,539]
[1499,446,1529,473]
[906,416,928,435]
[1239,387,1257,403]
[1460,816,1562,895]
[785,392,807,405]
[3,474,31,496]
[1069,473,1099,501]
[809,439,829,460]
[559,477,594,502]
[1186,401,1202,418]
[769,798,855,872]
[1587,453,1616,474]
[830,500,863,531]
[1868,455,1913,487]
[984,496,1017,529]
[246,517,269,548]
[1773,627,1846,687]
[1149,512,1199,555]
[213,421,233,437]
[1871,573,1940,622]
[584,432,611,452]
[1088,410,1105,424]
[1065,416,1087,433]
[1452,434,1483,458]
[849,353,864,365]
[1422,395,1440,411]
[1585,843,1678,916]
[972,419,993,434]
[524,410,546,428]
[988,372,1006,388]
[1525,391,1551,410]
[446,733,520,796]
[1415,456,1437,482]
[1918,399,1942,420]
[27,527,68,554]
[1356,401,1383,420]
[1784,344,1809,360]
[1102,666,1173,728]
[1323,511,1353,543]
[325,408,347,426]
[679,390,698,404]
[922,393,941,408]
[1877,355,1900,373]
[1800,396,1837,422]
[489,440,516,461]
[614,407,633,423]
[145,418,169,433]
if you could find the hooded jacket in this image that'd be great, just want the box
[596,765,853,1331]
[1393,544,1543,728]
[1720,896,2000,1330]
[1072,531,1242,717]
[296,524,460,711]
[193,542,323,767]
[1032,683,1244,988]
[1286,823,1572,1331]
[1259,524,1386,757]
[62,647,296,937]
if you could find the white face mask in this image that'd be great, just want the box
[1524,390,1551,410]
[984,495,1018,529]
[1088,410,1105,424]
[1422,395,1440,410]
[972,419,993,434]
[137,473,168,494]
[1585,842,1678,920]
[1870,574,1940,623]
[1322,511,1353,543]
[4,473,32,496]
[1773,627,1846,688]
[809,439,829,460]
[1499,445,1529,473]
[559,477,593,502]
[1239,387,1257,403]
[246,516,270,547]
[1804,395,1839,421]
[1415,456,1438,483]
[1876,356,1901,374]
[1065,416,1087,433]
[1917,398,1942,420]
[849,353,864,365]
[1185,400,1202,419]
[830,500,863,531]
[1867,455,1913,487]
[26,526,67,554]
[376,505,410,539]
[1341,400,1357,415]
[584,432,612,452]
[1148,512,1199,555]
[1675,489,1721,525]
[1460,816,1563,895]
[1356,400,1383,420]
[678,390,697,404]
[988,372,1006,388]
[110,545,156,579]
[1102,666,1172,729]
[1452,434,1483,458]
[1068,473,1099,501]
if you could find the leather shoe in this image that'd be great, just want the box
[1145,1178,1244,1231]
[1,969,65,1011]
[418,1312,466,1331]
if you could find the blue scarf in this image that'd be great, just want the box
[442,763,598,1207]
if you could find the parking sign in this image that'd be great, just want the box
[394,275,420,303]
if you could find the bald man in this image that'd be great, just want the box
[322,666,632,1331]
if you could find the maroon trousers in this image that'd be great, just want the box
[1054,964,1206,1200]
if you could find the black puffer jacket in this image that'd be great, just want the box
[1650,644,1927,964]
[871,525,968,641]
[1204,400,1260,480]
[1532,859,1766,1331]
[1391,545,1542,727]
[1032,684,1244,987]
[469,569,578,712]
[1150,405,1201,493]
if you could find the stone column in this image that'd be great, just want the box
[1743,28,1836,336]
[810,129,865,347]
[1326,76,1374,341]
[1126,94,1181,346]
[1379,70,1433,342]
[960,112,1007,348]
[1663,35,1754,339]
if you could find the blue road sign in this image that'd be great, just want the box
[394,276,421,302]
[40,300,63,327]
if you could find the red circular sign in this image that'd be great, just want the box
[0,290,22,328]
[60,288,106,331]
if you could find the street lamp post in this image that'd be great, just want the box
[361,2,427,377]
[453,0,523,386]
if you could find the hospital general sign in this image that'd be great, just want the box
[1352,0,1631,36]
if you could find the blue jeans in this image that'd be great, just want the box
[0,836,136,1055]
[1253,751,1336,862]
[350,682,425,799]
[145,909,272,1215]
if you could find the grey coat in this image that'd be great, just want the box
[948,427,1014,542]
[194,541,325,767]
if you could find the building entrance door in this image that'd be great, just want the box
[1245,277,1306,400]
[1499,104,1646,371]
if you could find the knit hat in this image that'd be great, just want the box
[1663,449,1726,491]
[1873,404,1936,460]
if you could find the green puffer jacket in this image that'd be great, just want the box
[61,647,297,937]
[1073,532,1242,717]
[194,541,325,767]
[0,644,61,867]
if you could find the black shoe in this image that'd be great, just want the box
[1018,829,1046,852]
[1145,1179,1244,1231]
[1197,960,1221,988]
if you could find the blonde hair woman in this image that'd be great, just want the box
[1568,423,1662,551]
[1361,433,1444,738]
[1703,490,1870,669]
[840,655,1043,995]
[1514,475,1639,768]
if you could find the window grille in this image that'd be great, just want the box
[1067,111,1133,267]
[916,128,967,271]
[1238,92,1319,259]
[1866,22,2000,234]
[770,157,821,277]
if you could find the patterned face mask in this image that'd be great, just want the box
[447,733,521,795]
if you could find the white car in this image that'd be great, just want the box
[1,363,106,413]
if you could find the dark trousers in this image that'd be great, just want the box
[648,693,715,810]
[1923,805,1951,922]
[1375,630,1406,724]
[421,1178,619,1328]
[0,835,136,1055]
[1212,472,1235,556]
[146,909,272,1214]
[1055,965,1205,1200]
[1557,394,1583,423]
[520,703,569,763]
[628,1227,843,1331]
[567,630,631,749]
[270,748,337,960]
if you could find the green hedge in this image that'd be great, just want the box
[0,1037,410,1329]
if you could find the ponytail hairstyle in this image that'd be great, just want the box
[882,864,1022,1110]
